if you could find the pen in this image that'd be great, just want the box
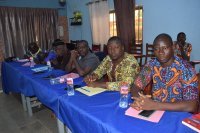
[80,87,90,92]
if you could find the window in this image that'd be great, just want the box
[109,6,143,44]
[109,10,117,37]
[135,6,143,44]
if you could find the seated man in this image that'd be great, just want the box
[173,32,192,61]
[25,42,47,64]
[44,39,63,62]
[66,40,100,76]
[51,40,71,71]
[84,36,139,91]
[131,33,198,113]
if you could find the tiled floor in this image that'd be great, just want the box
[0,92,58,133]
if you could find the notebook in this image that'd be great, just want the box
[22,62,35,67]
[125,107,165,123]
[17,59,29,62]
[182,113,200,132]
[59,73,80,79]
[76,86,106,96]
[31,66,49,72]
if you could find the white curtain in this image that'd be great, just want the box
[88,0,109,47]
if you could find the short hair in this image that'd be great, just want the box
[177,32,186,38]
[153,33,173,46]
[28,42,38,50]
[107,36,124,46]
[77,40,89,47]
[52,39,64,47]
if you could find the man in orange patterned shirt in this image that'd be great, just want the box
[131,33,198,113]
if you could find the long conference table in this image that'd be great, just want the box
[1,61,196,133]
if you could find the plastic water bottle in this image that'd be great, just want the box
[119,85,129,108]
[66,78,74,96]
[50,77,66,85]
[30,57,34,67]
[47,61,52,71]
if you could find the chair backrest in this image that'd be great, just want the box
[145,43,155,64]
[130,44,145,67]
[92,44,101,52]
[146,43,154,56]
[103,44,108,55]
[131,44,143,55]
[94,51,107,61]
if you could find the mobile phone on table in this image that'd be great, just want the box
[138,110,155,118]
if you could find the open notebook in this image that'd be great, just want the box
[31,66,49,72]
[76,86,106,96]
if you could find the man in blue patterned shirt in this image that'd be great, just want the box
[131,33,199,113]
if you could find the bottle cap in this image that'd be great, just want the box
[30,57,33,60]
[47,61,51,66]
[67,78,73,85]
[120,85,129,95]
[59,78,65,83]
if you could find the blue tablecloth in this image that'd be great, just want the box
[58,91,196,133]
[2,61,36,96]
[1,61,84,117]
[31,74,84,116]
[1,61,196,133]
[2,61,66,96]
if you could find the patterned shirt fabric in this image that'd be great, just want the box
[173,41,192,61]
[77,52,100,75]
[93,52,139,91]
[26,49,41,59]
[26,49,47,64]
[134,56,198,102]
